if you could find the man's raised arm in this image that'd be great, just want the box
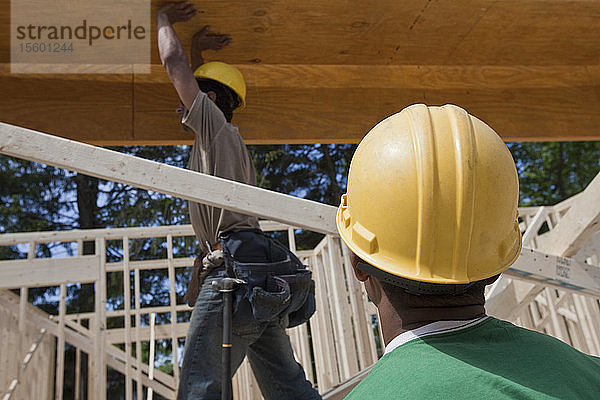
[157,1,199,109]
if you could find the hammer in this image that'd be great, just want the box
[211,277,247,400]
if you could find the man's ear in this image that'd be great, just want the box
[353,264,370,282]
[349,252,370,282]
[207,91,217,103]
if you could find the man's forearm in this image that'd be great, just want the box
[156,9,198,109]
[191,47,204,72]
[157,13,189,68]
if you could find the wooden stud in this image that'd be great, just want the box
[310,252,339,391]
[133,238,143,400]
[147,313,156,400]
[74,338,81,400]
[95,238,107,400]
[18,242,35,333]
[326,237,359,378]
[340,241,377,369]
[166,235,180,386]
[55,283,66,400]
[122,236,133,400]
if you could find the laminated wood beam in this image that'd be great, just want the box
[1,0,599,144]
[2,64,600,144]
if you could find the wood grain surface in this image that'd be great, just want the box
[1,0,599,144]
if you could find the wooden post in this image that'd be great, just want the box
[325,236,358,379]
[55,283,66,400]
[133,242,143,400]
[147,312,156,400]
[94,237,107,400]
[122,236,133,400]
[166,235,180,386]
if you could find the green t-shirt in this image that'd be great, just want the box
[346,317,600,399]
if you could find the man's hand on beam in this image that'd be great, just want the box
[157,1,197,25]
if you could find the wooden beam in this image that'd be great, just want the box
[0,122,339,235]
[3,64,599,144]
[536,172,600,257]
[506,248,600,298]
[2,1,600,144]
[0,67,132,143]
[0,256,100,288]
[106,323,189,344]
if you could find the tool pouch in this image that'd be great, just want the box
[219,231,317,328]
[249,269,314,327]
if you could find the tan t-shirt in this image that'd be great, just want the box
[182,90,259,250]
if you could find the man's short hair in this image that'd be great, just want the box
[379,278,490,310]
[356,257,497,307]
[356,260,484,296]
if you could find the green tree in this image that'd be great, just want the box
[249,143,356,249]
[509,142,600,206]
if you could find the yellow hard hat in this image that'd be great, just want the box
[193,61,246,109]
[337,104,522,286]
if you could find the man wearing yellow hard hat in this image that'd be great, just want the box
[338,104,600,399]
[157,2,321,399]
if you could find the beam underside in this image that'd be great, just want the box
[0,0,599,144]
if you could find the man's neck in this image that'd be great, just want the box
[378,298,486,346]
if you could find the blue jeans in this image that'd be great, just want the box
[177,231,321,400]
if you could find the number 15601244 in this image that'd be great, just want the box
[19,42,74,53]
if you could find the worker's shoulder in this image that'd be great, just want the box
[343,353,404,399]
[487,317,600,361]
[210,121,246,147]
[347,318,600,399]
[183,90,229,132]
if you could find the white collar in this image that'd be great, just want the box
[384,316,489,355]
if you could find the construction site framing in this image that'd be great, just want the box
[0,122,599,400]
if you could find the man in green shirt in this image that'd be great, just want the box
[336,104,600,399]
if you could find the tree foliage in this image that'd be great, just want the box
[249,143,356,248]
[509,142,600,206]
